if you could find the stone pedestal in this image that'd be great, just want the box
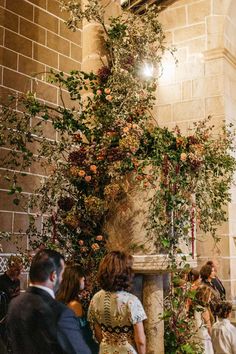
[132,254,197,353]
[143,275,164,354]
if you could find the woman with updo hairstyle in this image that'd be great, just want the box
[88,251,147,354]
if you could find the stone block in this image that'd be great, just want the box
[157,83,181,104]
[31,116,57,139]
[205,96,224,116]
[14,213,42,233]
[59,54,81,74]
[20,18,46,45]
[47,0,69,21]
[174,23,205,43]
[159,6,187,30]
[5,30,33,58]
[154,104,172,123]
[207,15,225,35]
[188,0,211,25]
[173,99,204,121]
[0,7,19,32]
[0,191,28,212]
[70,43,82,63]
[34,7,59,34]
[47,32,70,56]
[27,0,46,8]
[18,55,45,76]
[182,80,192,100]
[6,0,33,21]
[204,57,224,76]
[0,211,12,232]
[212,0,230,15]
[192,76,223,98]
[0,27,3,45]
[33,43,58,69]
[0,233,28,253]
[3,68,31,93]
[0,47,17,70]
[175,61,204,81]
[59,20,81,45]
[32,80,57,104]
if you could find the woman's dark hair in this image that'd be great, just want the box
[98,251,133,292]
[29,249,64,283]
[56,264,84,304]
[200,264,212,281]
[188,269,200,283]
[215,301,232,318]
[195,285,212,304]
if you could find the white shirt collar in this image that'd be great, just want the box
[30,284,55,299]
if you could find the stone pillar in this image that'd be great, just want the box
[143,275,164,354]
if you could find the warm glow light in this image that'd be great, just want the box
[142,63,154,78]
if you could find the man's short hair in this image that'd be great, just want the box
[29,249,64,283]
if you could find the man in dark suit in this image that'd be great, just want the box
[7,249,92,354]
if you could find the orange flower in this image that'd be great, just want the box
[78,240,84,245]
[106,95,113,101]
[78,170,86,177]
[90,165,97,173]
[104,88,111,94]
[91,243,100,251]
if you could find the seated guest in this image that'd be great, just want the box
[212,301,236,354]
[7,249,92,354]
[88,250,147,354]
[206,260,226,300]
[56,264,98,353]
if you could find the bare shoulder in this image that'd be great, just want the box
[68,300,83,317]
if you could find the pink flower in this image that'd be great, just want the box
[85,175,92,182]
[96,235,103,241]
[96,89,102,95]
[78,240,84,245]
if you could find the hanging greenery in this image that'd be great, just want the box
[0,0,235,272]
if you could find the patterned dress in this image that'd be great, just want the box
[88,290,147,354]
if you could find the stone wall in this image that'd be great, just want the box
[157,0,236,299]
[0,0,82,286]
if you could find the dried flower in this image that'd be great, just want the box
[91,243,100,251]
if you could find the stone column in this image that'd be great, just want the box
[143,275,164,354]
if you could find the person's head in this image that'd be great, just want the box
[200,264,215,281]
[56,264,85,304]
[7,256,23,280]
[188,269,200,283]
[215,301,232,319]
[206,260,217,274]
[29,249,65,292]
[195,285,212,304]
[98,250,133,292]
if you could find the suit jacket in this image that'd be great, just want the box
[7,286,92,354]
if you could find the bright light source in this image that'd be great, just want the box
[142,63,154,78]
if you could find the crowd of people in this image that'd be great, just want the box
[0,250,235,354]
[182,261,236,353]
